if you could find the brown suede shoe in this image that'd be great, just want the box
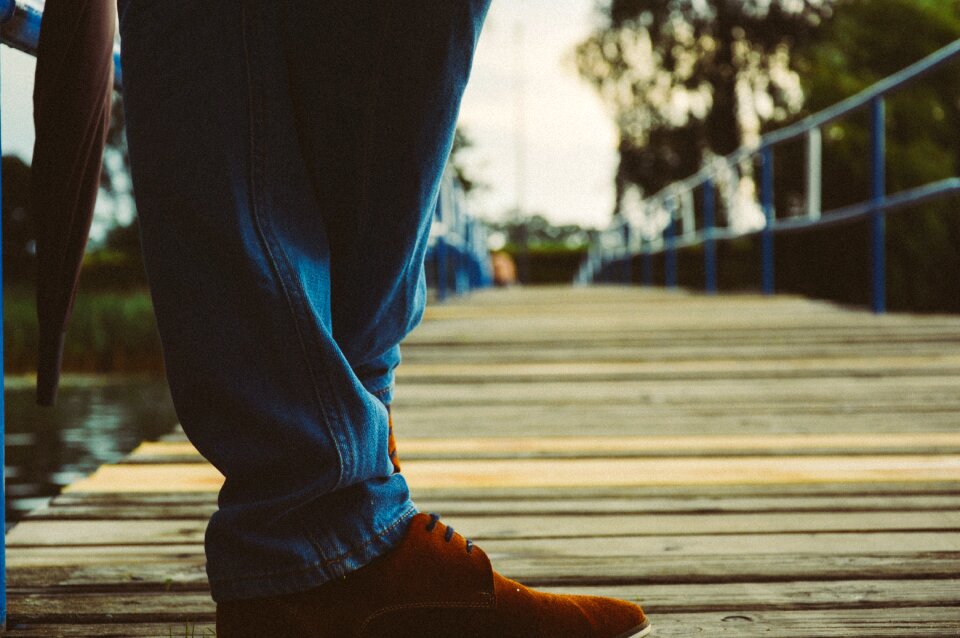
[217,512,651,638]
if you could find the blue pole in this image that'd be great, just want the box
[434,200,448,302]
[761,146,775,295]
[641,241,653,286]
[871,97,887,314]
[621,223,632,284]
[0,38,7,629]
[664,208,677,289]
[703,180,717,294]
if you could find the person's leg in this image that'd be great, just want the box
[118,0,430,602]
[121,1,650,634]
[274,0,491,432]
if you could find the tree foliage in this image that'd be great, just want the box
[577,0,833,208]
[2,155,35,282]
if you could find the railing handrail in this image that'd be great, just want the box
[577,38,960,314]
[641,39,960,201]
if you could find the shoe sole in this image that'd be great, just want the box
[615,621,653,638]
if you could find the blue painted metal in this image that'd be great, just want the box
[641,242,653,286]
[775,178,960,233]
[621,222,632,283]
[424,174,489,301]
[433,205,449,302]
[576,40,960,310]
[0,31,6,630]
[703,180,717,294]
[0,0,41,56]
[871,97,887,314]
[664,205,677,289]
[760,146,775,296]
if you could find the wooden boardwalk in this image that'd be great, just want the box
[6,286,960,636]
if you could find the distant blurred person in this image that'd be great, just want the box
[116,1,650,636]
[492,250,519,286]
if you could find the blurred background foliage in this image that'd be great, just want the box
[581,0,960,311]
[3,0,960,374]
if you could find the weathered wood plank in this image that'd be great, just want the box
[162,408,960,437]
[52,480,960,503]
[645,608,960,637]
[8,579,960,623]
[10,550,959,587]
[391,356,960,383]
[391,377,960,407]
[10,511,960,546]
[2,623,218,637]
[123,433,960,465]
[61,455,960,493]
[28,493,960,521]
[7,607,960,637]
[8,287,960,635]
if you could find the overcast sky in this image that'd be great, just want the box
[1,0,618,230]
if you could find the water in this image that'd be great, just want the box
[4,375,179,523]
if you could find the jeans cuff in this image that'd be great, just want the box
[207,501,418,602]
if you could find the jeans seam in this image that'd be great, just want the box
[208,503,417,585]
[241,1,346,490]
[371,384,393,399]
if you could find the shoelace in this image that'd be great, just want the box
[425,513,474,554]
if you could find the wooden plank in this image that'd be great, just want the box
[61,455,960,493]
[49,482,960,505]
[390,377,960,407]
[124,433,960,463]
[3,623,218,636]
[159,408,960,438]
[393,356,960,383]
[10,550,959,587]
[28,493,960,521]
[8,579,960,623]
[6,608,960,637]
[400,341,960,364]
[8,286,960,635]
[10,511,960,546]
[646,608,960,637]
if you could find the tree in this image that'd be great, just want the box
[2,155,36,282]
[576,0,833,212]
[791,0,960,312]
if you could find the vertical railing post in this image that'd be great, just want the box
[621,222,632,284]
[664,199,677,289]
[460,215,470,292]
[434,201,448,302]
[760,146,775,295]
[806,127,822,220]
[0,37,7,628]
[871,97,887,314]
[703,180,717,294]
[641,240,653,286]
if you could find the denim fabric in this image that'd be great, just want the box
[118,0,490,602]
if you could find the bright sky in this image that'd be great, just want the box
[1,0,618,230]
[458,0,619,228]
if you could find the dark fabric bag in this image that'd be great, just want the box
[31,0,114,405]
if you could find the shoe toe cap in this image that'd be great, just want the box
[573,594,649,637]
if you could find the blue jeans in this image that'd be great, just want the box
[118,0,490,602]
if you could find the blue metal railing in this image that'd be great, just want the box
[0,0,490,626]
[576,39,960,315]
[428,170,494,301]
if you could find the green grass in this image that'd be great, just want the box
[3,285,165,374]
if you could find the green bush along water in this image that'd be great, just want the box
[4,285,164,374]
